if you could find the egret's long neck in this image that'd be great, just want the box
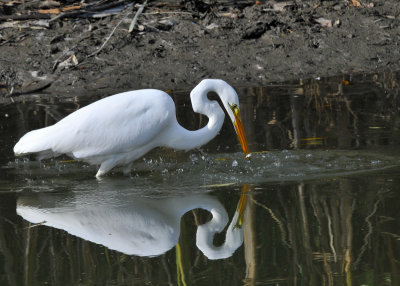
[163,86,225,150]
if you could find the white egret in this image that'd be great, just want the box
[14,79,250,178]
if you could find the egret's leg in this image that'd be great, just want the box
[96,160,116,178]
[122,163,132,176]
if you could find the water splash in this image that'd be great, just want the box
[6,149,400,188]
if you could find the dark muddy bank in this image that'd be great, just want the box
[0,0,399,98]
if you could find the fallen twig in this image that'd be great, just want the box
[0,13,51,21]
[129,0,147,33]
[38,5,82,14]
[10,81,53,97]
[142,11,192,15]
[49,0,132,22]
[87,8,132,58]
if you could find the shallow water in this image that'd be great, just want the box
[1,71,400,285]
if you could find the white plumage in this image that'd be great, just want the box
[14,79,250,178]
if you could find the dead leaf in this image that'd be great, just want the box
[58,54,78,69]
[273,1,294,12]
[349,0,362,7]
[263,1,294,12]
[315,17,332,28]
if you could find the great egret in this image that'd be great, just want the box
[14,79,250,178]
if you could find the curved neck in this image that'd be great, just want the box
[163,86,225,150]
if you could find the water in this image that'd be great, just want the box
[1,71,400,285]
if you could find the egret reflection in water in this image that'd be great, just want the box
[17,184,249,260]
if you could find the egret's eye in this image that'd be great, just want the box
[229,103,240,117]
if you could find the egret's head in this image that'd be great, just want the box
[191,79,250,159]
[214,80,250,159]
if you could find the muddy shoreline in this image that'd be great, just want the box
[1,0,399,99]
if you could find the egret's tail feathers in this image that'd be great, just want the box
[14,127,59,159]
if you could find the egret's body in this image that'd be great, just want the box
[14,79,249,177]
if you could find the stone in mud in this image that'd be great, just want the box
[242,22,266,39]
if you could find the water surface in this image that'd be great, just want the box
[1,71,399,285]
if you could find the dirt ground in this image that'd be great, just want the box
[0,0,399,99]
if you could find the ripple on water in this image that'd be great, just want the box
[6,149,400,187]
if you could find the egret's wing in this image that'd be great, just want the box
[50,90,175,158]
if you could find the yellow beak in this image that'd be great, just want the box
[233,110,250,159]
